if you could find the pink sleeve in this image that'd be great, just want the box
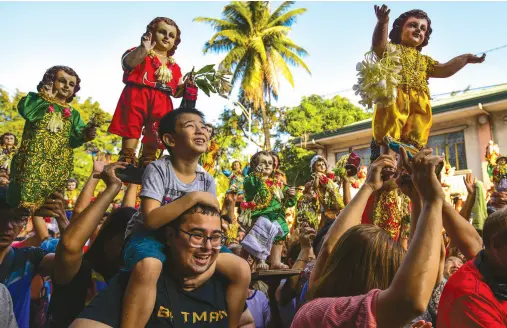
[291,289,380,328]
[11,241,23,248]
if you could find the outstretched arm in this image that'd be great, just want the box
[372,4,391,57]
[73,153,109,218]
[54,162,126,285]
[123,31,155,70]
[431,54,485,78]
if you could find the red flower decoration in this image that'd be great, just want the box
[48,105,55,113]
[327,172,336,180]
[265,179,274,188]
[319,175,329,185]
[63,108,72,118]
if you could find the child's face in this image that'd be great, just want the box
[313,160,327,174]
[400,16,428,48]
[67,182,77,191]
[256,154,274,178]
[232,162,241,171]
[3,135,14,146]
[169,113,208,155]
[53,70,77,101]
[498,158,506,166]
[153,21,178,52]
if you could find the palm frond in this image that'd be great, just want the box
[208,30,247,46]
[223,1,253,31]
[263,51,280,97]
[261,26,292,39]
[270,49,295,87]
[268,1,296,23]
[203,38,235,54]
[274,45,311,74]
[193,17,236,31]
[220,46,247,71]
[267,8,307,28]
[278,36,309,57]
[250,36,268,64]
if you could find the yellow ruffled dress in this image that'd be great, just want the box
[372,43,438,149]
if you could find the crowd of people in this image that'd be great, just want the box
[1,4,506,328]
[1,106,507,328]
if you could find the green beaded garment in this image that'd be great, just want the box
[7,92,86,211]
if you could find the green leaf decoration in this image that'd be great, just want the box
[196,64,216,75]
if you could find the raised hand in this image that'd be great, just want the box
[191,191,221,211]
[411,320,433,328]
[374,4,390,23]
[299,225,317,248]
[286,187,297,198]
[467,53,486,64]
[365,155,397,191]
[140,32,156,51]
[83,125,97,142]
[42,82,56,97]
[92,152,109,175]
[98,162,128,189]
[403,148,445,202]
[35,192,66,219]
[463,173,477,195]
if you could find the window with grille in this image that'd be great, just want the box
[427,131,467,170]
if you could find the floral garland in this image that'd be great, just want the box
[493,162,507,183]
[353,43,402,108]
[38,91,73,133]
[148,50,175,84]
[239,174,284,226]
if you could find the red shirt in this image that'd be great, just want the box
[291,289,380,328]
[438,258,507,327]
[121,48,182,95]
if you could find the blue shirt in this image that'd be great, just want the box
[0,247,47,328]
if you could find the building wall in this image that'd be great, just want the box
[492,110,507,152]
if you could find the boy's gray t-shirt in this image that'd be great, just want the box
[126,156,217,236]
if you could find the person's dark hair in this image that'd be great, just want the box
[389,9,433,51]
[37,66,81,102]
[270,151,280,170]
[483,209,507,250]
[85,207,136,264]
[48,229,55,238]
[205,123,215,139]
[157,107,205,151]
[249,151,273,172]
[167,203,221,232]
[312,221,332,256]
[312,225,405,299]
[67,177,78,188]
[288,242,301,265]
[1,133,18,146]
[146,17,181,57]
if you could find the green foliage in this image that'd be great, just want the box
[183,64,232,98]
[195,1,310,149]
[276,94,372,186]
[0,87,121,188]
[210,108,250,197]
[280,94,372,137]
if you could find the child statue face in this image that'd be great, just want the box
[153,21,178,52]
[67,181,77,191]
[53,70,77,101]
[232,161,241,171]
[400,16,428,48]
[313,159,327,174]
[255,154,274,178]
[3,135,15,146]
[498,158,507,166]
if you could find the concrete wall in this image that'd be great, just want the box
[492,110,507,153]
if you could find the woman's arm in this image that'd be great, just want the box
[431,54,485,78]
[54,163,125,285]
[376,149,444,328]
[308,155,396,294]
[73,154,109,218]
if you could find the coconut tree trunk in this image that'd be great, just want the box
[260,104,271,150]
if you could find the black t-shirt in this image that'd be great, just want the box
[45,260,94,328]
[78,270,231,327]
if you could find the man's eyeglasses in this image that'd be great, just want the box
[179,229,225,250]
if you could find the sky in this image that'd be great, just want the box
[1,1,507,126]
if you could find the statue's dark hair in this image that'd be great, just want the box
[36,66,81,102]
[250,151,273,172]
[146,17,181,57]
[389,9,432,51]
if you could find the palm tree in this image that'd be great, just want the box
[195,1,310,150]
